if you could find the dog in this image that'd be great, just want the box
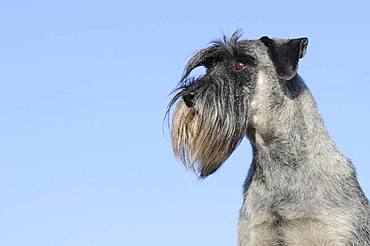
[166,32,370,245]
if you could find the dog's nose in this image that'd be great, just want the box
[183,92,195,108]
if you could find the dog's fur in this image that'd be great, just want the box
[166,32,370,245]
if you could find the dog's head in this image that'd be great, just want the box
[167,32,308,178]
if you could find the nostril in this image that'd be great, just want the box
[182,92,195,108]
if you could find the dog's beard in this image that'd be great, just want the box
[169,79,248,178]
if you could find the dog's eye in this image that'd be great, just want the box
[235,61,246,71]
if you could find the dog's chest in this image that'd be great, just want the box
[238,216,351,246]
[238,197,353,246]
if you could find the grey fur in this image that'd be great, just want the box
[167,32,370,245]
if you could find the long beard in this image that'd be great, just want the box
[170,81,248,178]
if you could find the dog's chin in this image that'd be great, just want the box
[171,100,246,178]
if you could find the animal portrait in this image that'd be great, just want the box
[166,32,370,245]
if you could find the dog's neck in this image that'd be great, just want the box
[245,72,353,190]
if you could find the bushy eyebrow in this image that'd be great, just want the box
[181,32,244,81]
[181,47,220,81]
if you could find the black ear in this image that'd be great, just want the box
[260,36,308,80]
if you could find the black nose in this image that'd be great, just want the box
[182,92,195,108]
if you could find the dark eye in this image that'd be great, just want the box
[235,61,246,71]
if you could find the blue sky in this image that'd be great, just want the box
[0,1,369,245]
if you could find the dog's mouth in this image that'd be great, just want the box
[169,81,248,178]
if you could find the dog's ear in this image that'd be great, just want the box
[260,36,308,80]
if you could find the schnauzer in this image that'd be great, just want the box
[166,32,370,245]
